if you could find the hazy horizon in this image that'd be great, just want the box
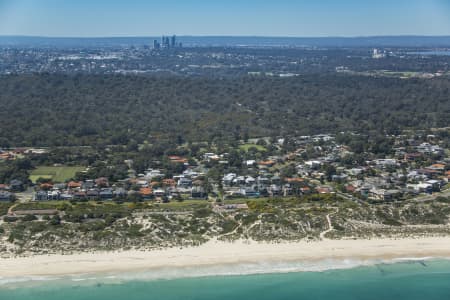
[2,34,450,39]
[0,0,449,37]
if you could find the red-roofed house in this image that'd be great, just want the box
[68,181,82,189]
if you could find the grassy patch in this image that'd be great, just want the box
[225,197,268,204]
[30,166,85,183]
[151,200,210,211]
[239,143,267,152]
[13,202,69,211]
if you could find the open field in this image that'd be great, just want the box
[239,143,267,152]
[381,71,420,77]
[29,166,85,183]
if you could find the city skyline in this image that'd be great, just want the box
[0,0,450,37]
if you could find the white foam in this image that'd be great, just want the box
[0,257,446,289]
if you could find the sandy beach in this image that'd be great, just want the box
[1,237,450,278]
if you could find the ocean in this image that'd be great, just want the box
[2,259,450,300]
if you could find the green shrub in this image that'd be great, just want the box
[220,220,238,234]
[48,215,61,226]
[3,216,18,223]
[194,208,212,218]
[436,196,450,203]
[29,222,48,234]
[22,214,38,222]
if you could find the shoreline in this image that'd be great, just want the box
[1,237,450,281]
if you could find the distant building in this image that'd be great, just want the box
[157,35,182,50]
[153,39,160,49]
[162,36,170,48]
[372,49,386,59]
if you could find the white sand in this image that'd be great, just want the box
[1,237,450,278]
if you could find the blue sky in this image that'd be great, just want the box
[0,0,449,37]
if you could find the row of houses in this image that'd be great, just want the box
[35,170,210,201]
[0,180,25,192]
[35,186,208,201]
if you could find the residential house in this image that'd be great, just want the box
[404,153,423,162]
[304,160,322,170]
[0,191,13,201]
[82,180,95,190]
[191,186,208,199]
[53,183,67,190]
[153,188,166,197]
[245,176,256,186]
[407,183,433,194]
[145,169,164,180]
[316,186,334,194]
[99,188,114,199]
[10,180,24,192]
[36,191,49,201]
[68,181,82,189]
[113,188,128,198]
[139,187,153,199]
[177,177,192,188]
[95,177,109,187]
[222,173,236,186]
[332,174,348,183]
[60,193,74,200]
[258,160,275,168]
[86,189,99,200]
[74,191,87,200]
[369,189,402,202]
[425,180,442,192]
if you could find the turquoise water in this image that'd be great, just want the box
[2,260,450,300]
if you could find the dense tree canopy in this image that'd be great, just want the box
[0,74,448,147]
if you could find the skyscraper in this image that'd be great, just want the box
[161,36,170,48]
[155,35,181,49]
[153,39,160,49]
